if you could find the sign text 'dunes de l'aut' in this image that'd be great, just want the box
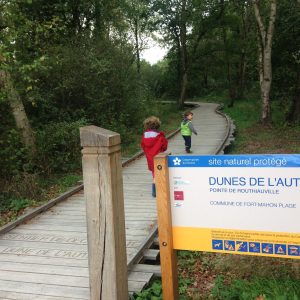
[168,154,300,259]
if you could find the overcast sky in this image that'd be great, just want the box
[141,43,168,65]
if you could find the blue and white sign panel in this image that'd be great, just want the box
[168,154,300,259]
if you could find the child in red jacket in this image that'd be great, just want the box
[141,116,168,197]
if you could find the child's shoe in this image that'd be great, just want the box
[152,183,156,197]
[186,149,192,153]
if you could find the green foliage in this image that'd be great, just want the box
[0,194,36,226]
[0,129,29,177]
[35,119,87,174]
[212,275,300,300]
[8,198,35,213]
[222,96,261,130]
[134,280,162,300]
[57,174,82,189]
[178,277,192,296]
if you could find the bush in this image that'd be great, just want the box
[0,129,29,178]
[35,119,88,174]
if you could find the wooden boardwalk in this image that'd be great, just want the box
[0,103,232,299]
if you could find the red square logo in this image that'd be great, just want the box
[174,191,184,200]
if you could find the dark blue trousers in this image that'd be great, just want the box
[182,135,191,151]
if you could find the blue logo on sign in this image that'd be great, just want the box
[249,242,260,253]
[236,241,248,252]
[212,240,223,250]
[173,157,181,166]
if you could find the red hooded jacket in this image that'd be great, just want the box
[141,130,168,176]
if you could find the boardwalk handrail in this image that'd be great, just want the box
[215,104,235,154]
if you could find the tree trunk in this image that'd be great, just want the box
[71,0,81,34]
[179,72,188,109]
[203,71,208,89]
[252,0,277,125]
[2,71,36,155]
[175,33,181,97]
[262,45,273,123]
[179,0,188,109]
[222,21,236,107]
[237,2,250,99]
[237,52,246,99]
[134,18,141,75]
[94,0,105,38]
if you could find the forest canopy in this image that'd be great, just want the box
[0,0,299,203]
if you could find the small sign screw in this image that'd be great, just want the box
[162,242,167,246]
[157,165,162,170]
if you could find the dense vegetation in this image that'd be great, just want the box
[0,0,299,228]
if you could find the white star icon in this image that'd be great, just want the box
[173,157,181,166]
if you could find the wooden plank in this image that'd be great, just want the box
[0,270,89,287]
[35,215,86,220]
[0,261,89,277]
[0,291,83,300]
[0,245,88,260]
[0,280,89,299]
[0,185,83,235]
[128,271,153,282]
[143,249,160,261]
[30,220,87,226]
[0,240,87,251]
[128,280,148,293]
[0,254,88,267]
[130,264,161,277]
[0,232,87,245]
[19,224,87,232]
[9,228,87,238]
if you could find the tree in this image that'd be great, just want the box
[125,0,150,75]
[1,70,36,154]
[149,0,190,108]
[0,2,36,155]
[272,0,300,123]
[251,0,277,124]
[150,0,224,108]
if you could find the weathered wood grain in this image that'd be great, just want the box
[154,153,179,300]
[80,126,128,300]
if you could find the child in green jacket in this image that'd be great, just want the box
[181,111,197,153]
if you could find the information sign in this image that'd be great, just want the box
[168,154,300,259]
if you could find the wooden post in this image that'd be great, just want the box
[154,153,179,300]
[80,125,128,300]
